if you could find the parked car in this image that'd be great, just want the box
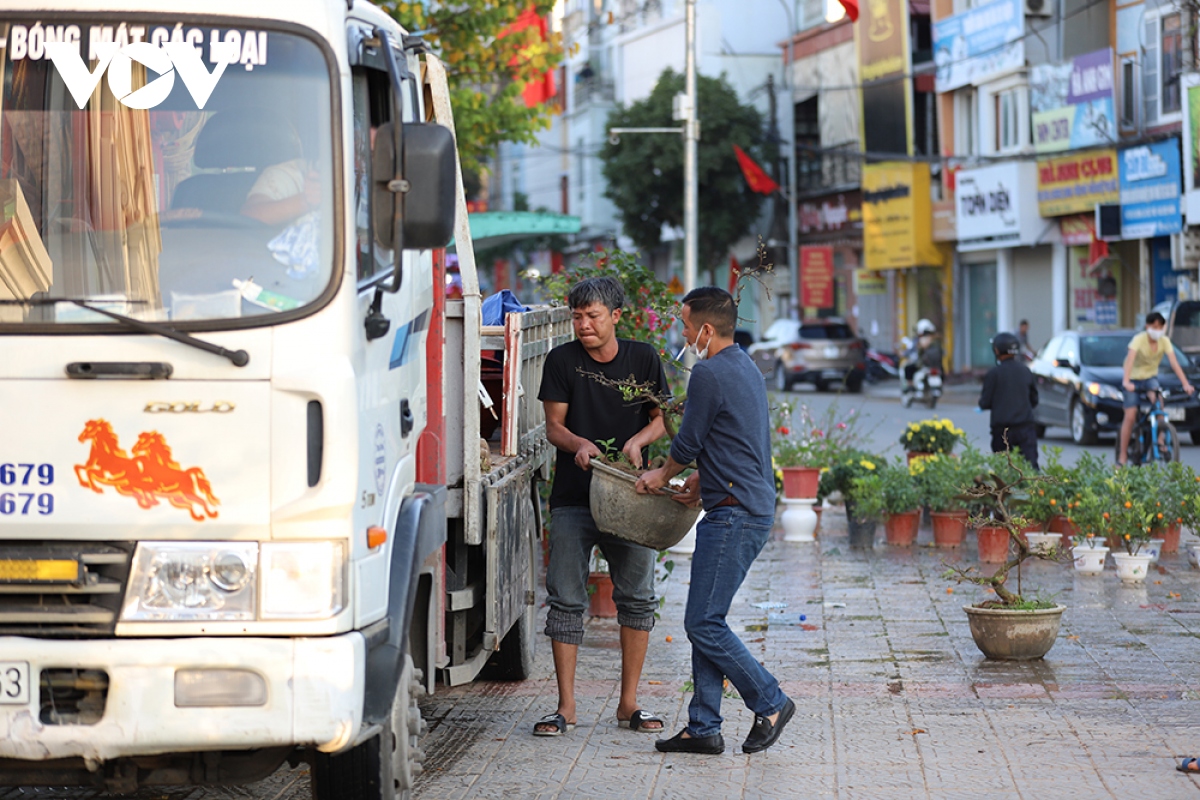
[747,318,866,393]
[1030,328,1200,445]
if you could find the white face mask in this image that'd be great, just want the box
[1148,328,1165,341]
[678,326,712,360]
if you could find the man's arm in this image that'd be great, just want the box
[1122,347,1137,391]
[1165,347,1195,394]
[544,400,601,470]
[978,369,995,410]
[622,408,665,469]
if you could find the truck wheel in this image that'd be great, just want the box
[486,601,536,681]
[312,654,425,800]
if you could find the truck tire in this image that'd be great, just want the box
[486,600,536,680]
[312,654,426,800]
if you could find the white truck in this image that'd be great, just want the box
[0,2,567,797]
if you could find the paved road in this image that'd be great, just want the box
[11,378,1200,799]
[789,378,1200,471]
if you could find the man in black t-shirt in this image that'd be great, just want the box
[533,276,669,737]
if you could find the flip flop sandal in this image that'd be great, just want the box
[1178,757,1200,773]
[532,712,575,737]
[617,709,665,732]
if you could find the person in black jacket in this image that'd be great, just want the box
[979,331,1040,469]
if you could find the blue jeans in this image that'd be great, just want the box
[1123,377,1161,409]
[684,506,787,737]
[544,506,657,645]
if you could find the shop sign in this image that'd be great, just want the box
[932,196,957,242]
[798,192,862,235]
[1036,149,1119,216]
[933,0,1024,92]
[858,0,912,156]
[955,162,1043,250]
[1059,213,1094,246]
[1182,73,1200,223]
[800,246,835,308]
[1030,49,1115,154]
[1119,138,1182,239]
[862,162,943,270]
[854,270,887,296]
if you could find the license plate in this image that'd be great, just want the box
[0,662,30,705]
[823,346,839,359]
[0,559,79,583]
[1168,406,1186,421]
[928,375,943,387]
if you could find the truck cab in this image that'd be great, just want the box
[0,2,550,797]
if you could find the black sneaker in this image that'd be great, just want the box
[655,728,725,754]
[742,698,795,754]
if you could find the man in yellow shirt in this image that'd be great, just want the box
[1118,312,1194,465]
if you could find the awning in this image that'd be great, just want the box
[450,211,582,251]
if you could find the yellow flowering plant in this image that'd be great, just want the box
[899,418,964,455]
[817,450,880,507]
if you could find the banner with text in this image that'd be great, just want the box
[1030,49,1115,154]
[1036,149,1119,216]
[800,246,835,308]
[1119,138,1182,239]
[933,0,1024,92]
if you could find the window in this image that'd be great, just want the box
[954,89,978,156]
[1143,10,1183,124]
[352,67,396,283]
[994,89,1021,151]
[1118,56,1138,130]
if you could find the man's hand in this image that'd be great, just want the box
[1185,381,1195,396]
[622,439,644,469]
[575,440,602,470]
[1123,378,1135,392]
[671,471,701,508]
[635,467,669,495]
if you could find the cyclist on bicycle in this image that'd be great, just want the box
[1117,311,1194,466]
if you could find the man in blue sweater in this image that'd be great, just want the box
[635,287,794,755]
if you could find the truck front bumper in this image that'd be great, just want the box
[0,634,364,763]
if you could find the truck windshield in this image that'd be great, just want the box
[0,21,335,327]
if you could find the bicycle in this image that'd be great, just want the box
[1116,388,1185,465]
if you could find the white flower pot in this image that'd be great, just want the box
[1026,532,1062,554]
[1188,544,1200,569]
[780,497,817,542]
[1143,538,1165,564]
[1113,552,1153,583]
[1072,545,1108,575]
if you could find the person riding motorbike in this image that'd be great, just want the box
[902,319,943,392]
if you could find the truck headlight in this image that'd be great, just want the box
[260,541,345,619]
[122,543,257,621]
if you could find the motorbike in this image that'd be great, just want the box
[864,344,899,383]
[901,340,944,409]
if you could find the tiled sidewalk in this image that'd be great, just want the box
[416,513,1200,800]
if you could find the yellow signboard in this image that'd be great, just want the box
[667,275,685,295]
[1036,149,1119,217]
[854,270,887,295]
[862,162,942,270]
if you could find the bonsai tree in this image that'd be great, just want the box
[941,449,1062,608]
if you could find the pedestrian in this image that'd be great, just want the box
[534,275,669,737]
[1016,319,1036,360]
[635,286,794,755]
[979,331,1040,469]
[1117,311,1194,466]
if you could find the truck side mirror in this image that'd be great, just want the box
[372,121,456,278]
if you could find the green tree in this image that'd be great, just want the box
[600,69,771,274]
[384,1,564,173]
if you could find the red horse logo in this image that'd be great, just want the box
[75,419,220,521]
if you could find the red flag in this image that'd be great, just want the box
[499,9,557,108]
[733,145,780,195]
[838,0,860,21]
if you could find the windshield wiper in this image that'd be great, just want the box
[1,297,249,367]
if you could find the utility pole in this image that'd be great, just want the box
[683,0,698,295]
[780,0,799,318]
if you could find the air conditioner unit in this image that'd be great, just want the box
[1024,0,1052,17]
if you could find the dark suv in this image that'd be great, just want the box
[748,319,865,392]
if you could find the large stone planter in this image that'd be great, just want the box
[963,604,1066,660]
[589,461,701,549]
